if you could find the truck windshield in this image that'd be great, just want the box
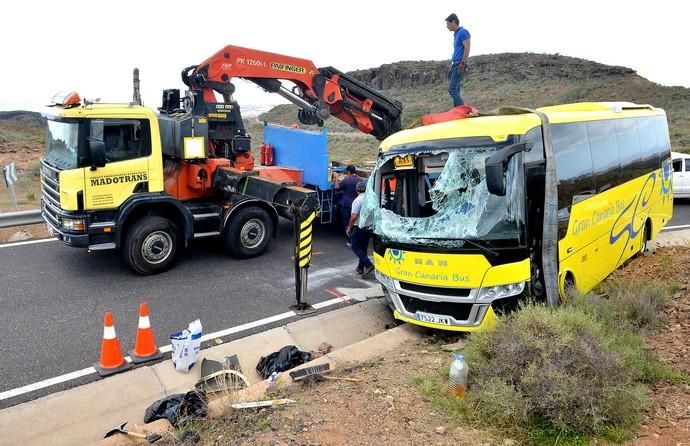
[362,145,525,248]
[45,120,80,170]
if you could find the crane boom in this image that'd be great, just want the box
[179,45,402,141]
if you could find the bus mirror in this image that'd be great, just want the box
[485,142,533,196]
[485,162,506,196]
[89,138,106,170]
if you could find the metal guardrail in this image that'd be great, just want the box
[0,209,43,228]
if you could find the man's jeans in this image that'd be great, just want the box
[448,63,465,107]
[351,227,373,270]
[341,206,351,242]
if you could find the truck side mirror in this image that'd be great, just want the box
[89,138,106,170]
[485,142,533,196]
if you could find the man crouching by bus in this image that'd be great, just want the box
[346,181,374,276]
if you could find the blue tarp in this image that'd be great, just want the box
[263,122,331,190]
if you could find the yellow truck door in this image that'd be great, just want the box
[83,118,152,209]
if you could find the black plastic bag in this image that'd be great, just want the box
[144,390,207,427]
[256,345,311,379]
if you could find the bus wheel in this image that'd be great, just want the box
[639,220,651,255]
[122,216,179,275]
[224,206,273,259]
[562,273,576,304]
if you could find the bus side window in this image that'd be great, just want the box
[653,115,671,162]
[551,122,596,209]
[587,120,620,193]
[614,118,643,182]
[523,126,544,164]
[636,117,659,172]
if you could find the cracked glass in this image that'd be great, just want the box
[360,142,525,248]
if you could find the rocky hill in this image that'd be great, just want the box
[0,110,45,127]
[351,54,637,90]
[257,53,690,161]
[2,53,689,166]
[0,111,45,170]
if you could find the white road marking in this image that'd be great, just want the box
[0,238,56,249]
[661,224,690,231]
[0,298,343,402]
[0,367,96,401]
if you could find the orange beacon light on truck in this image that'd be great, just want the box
[51,91,81,107]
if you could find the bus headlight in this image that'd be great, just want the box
[477,281,526,302]
[61,217,87,233]
[375,269,395,288]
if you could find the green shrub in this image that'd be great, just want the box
[412,375,439,397]
[464,377,529,430]
[574,279,668,332]
[463,305,644,436]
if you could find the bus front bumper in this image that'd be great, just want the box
[382,286,497,332]
[393,308,498,332]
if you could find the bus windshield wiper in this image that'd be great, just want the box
[410,236,499,259]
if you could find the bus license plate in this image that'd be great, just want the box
[415,312,451,326]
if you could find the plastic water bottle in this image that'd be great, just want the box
[266,371,280,394]
[449,353,468,398]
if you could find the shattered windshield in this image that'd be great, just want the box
[45,120,80,170]
[360,142,525,248]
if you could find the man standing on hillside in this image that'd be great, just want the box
[446,13,471,107]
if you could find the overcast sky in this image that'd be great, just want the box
[1,0,687,112]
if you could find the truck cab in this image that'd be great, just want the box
[41,93,291,275]
[42,98,165,251]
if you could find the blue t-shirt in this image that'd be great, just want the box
[339,175,361,208]
[452,27,471,63]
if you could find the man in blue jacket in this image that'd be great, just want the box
[334,165,361,247]
[446,13,471,107]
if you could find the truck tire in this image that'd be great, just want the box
[122,216,179,275]
[224,206,273,259]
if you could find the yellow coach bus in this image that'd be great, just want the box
[362,102,673,331]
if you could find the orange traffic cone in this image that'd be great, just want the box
[94,312,131,377]
[128,303,163,364]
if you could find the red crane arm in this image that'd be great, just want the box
[191,45,321,100]
[182,45,402,140]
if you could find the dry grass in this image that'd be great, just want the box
[462,304,644,440]
[576,279,669,333]
[422,278,680,444]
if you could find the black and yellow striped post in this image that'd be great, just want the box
[297,210,315,270]
[290,196,319,314]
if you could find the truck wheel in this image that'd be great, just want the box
[122,216,179,275]
[224,207,273,259]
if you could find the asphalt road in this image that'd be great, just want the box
[669,198,690,228]
[0,219,370,408]
[1,201,689,408]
